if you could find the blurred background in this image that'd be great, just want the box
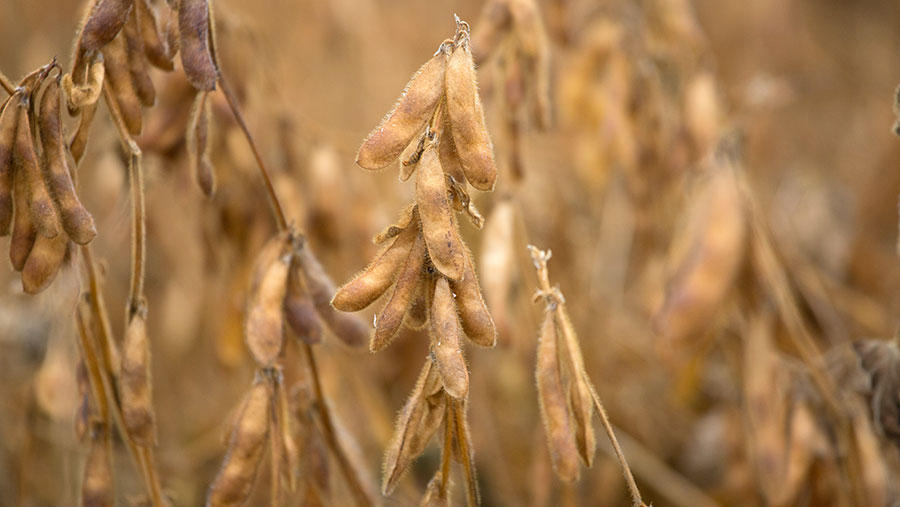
[1,0,900,505]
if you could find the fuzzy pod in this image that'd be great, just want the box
[370,231,426,352]
[208,381,271,507]
[102,34,144,135]
[415,144,464,280]
[284,259,323,344]
[15,98,60,239]
[536,308,580,482]
[137,0,174,71]
[356,42,451,170]
[179,0,218,91]
[21,231,68,294]
[0,94,19,235]
[405,272,432,330]
[555,307,596,467]
[445,41,497,191]
[431,277,469,399]
[120,306,156,446]
[186,91,216,196]
[10,170,37,271]
[246,235,291,367]
[382,359,446,494]
[448,249,496,347]
[79,0,135,53]
[333,216,418,312]
[69,100,98,165]
[81,427,114,507]
[38,78,97,245]
[296,244,369,349]
[123,7,157,107]
[437,113,466,186]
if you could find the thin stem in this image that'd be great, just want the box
[217,73,288,232]
[439,409,453,498]
[0,69,14,95]
[452,399,479,507]
[101,85,145,311]
[604,424,719,507]
[584,376,647,507]
[301,343,372,507]
[75,306,110,423]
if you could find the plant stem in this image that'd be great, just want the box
[584,377,647,507]
[301,343,373,507]
[452,399,480,507]
[0,69,14,95]
[217,73,289,232]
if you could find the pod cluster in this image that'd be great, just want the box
[337,18,497,504]
[0,67,97,293]
[529,246,598,483]
[67,0,217,190]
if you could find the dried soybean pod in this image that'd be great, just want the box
[120,305,156,446]
[400,128,428,181]
[81,426,114,507]
[208,381,271,507]
[15,99,60,239]
[415,144,464,280]
[10,171,37,271]
[246,235,291,367]
[296,244,369,349]
[123,7,156,107]
[102,35,143,135]
[383,360,446,494]
[0,94,18,235]
[445,40,497,191]
[284,258,323,344]
[79,0,135,53]
[406,274,431,330]
[179,0,218,91]
[437,114,466,186]
[431,277,469,399]
[21,232,68,294]
[333,219,418,312]
[370,232,426,352]
[356,41,451,170]
[449,251,496,347]
[38,78,97,245]
[137,0,174,70]
[70,100,98,165]
[536,308,580,482]
[556,307,595,467]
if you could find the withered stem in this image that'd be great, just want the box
[302,343,373,507]
[584,377,647,507]
[217,73,289,232]
[0,69,14,95]
[101,85,146,311]
[452,399,480,507]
